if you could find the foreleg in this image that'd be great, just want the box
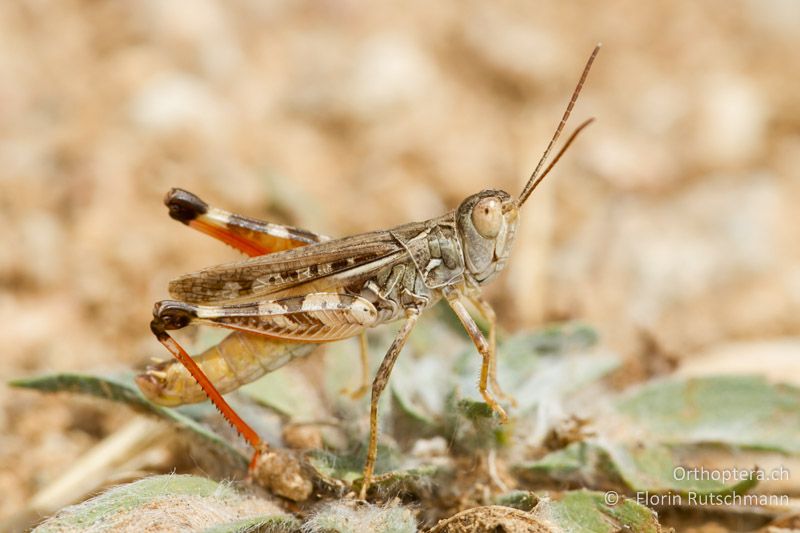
[445,288,508,423]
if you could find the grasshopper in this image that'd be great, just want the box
[139,45,600,498]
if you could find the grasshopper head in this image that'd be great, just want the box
[455,45,600,285]
[456,190,519,285]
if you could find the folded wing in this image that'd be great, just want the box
[169,230,405,304]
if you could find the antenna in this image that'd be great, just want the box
[517,44,601,206]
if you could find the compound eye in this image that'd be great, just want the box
[471,197,502,239]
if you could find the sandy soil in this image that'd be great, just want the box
[1,0,799,527]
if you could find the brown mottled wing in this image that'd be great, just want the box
[168,228,412,305]
[190,293,378,341]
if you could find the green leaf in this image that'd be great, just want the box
[322,336,373,414]
[443,397,508,452]
[453,326,616,414]
[307,447,444,499]
[11,372,156,412]
[515,376,794,499]
[516,440,602,485]
[616,375,800,453]
[431,490,662,533]
[494,490,539,511]
[518,441,758,496]
[240,365,323,421]
[307,450,365,485]
[389,324,615,452]
[390,386,440,442]
[307,444,400,485]
[33,475,296,532]
[389,347,451,441]
[10,373,248,469]
[359,464,444,499]
[500,323,599,359]
[533,489,662,533]
[603,443,757,495]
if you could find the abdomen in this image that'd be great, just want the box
[136,331,317,406]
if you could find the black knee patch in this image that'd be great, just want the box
[164,188,208,223]
[152,300,197,330]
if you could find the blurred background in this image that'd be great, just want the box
[1,0,799,524]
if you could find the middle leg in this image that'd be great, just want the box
[341,331,371,400]
[359,307,420,499]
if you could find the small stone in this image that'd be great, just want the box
[282,424,323,450]
[251,449,314,502]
